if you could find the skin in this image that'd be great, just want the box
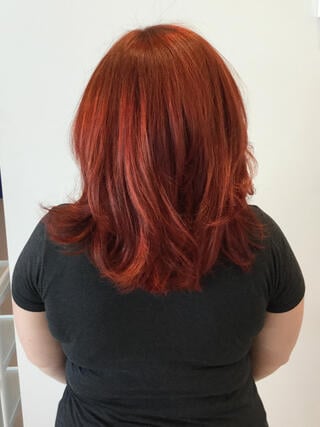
[12,300,67,384]
[250,298,305,381]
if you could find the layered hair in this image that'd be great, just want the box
[41,23,268,295]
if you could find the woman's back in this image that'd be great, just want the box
[11,204,305,426]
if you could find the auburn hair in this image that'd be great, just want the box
[40,23,269,295]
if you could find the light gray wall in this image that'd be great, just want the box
[1,1,319,426]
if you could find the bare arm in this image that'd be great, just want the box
[249,297,304,382]
[12,300,67,384]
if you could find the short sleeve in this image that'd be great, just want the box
[255,206,306,313]
[11,218,46,312]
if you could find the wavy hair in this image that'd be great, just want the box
[40,23,268,295]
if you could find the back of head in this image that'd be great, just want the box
[41,23,268,295]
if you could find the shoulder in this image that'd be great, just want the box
[247,204,300,268]
[38,202,70,243]
[19,209,58,259]
[249,204,274,226]
[248,204,285,244]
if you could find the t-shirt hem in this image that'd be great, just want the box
[11,293,45,312]
[266,288,305,313]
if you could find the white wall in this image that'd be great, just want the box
[1,1,319,426]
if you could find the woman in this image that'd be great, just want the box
[11,23,305,426]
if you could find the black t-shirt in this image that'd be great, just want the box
[11,204,305,427]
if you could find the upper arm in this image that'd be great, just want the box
[10,217,65,368]
[12,299,65,369]
[250,207,306,364]
[251,297,305,365]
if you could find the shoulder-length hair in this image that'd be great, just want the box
[40,23,268,295]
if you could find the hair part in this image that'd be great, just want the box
[40,23,269,295]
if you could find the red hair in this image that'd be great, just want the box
[40,23,268,295]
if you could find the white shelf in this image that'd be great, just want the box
[1,368,20,427]
[0,261,22,426]
[0,261,15,371]
[0,262,9,307]
[0,318,15,371]
[0,397,3,427]
[0,262,9,281]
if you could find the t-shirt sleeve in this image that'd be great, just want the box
[256,206,306,313]
[11,218,46,312]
